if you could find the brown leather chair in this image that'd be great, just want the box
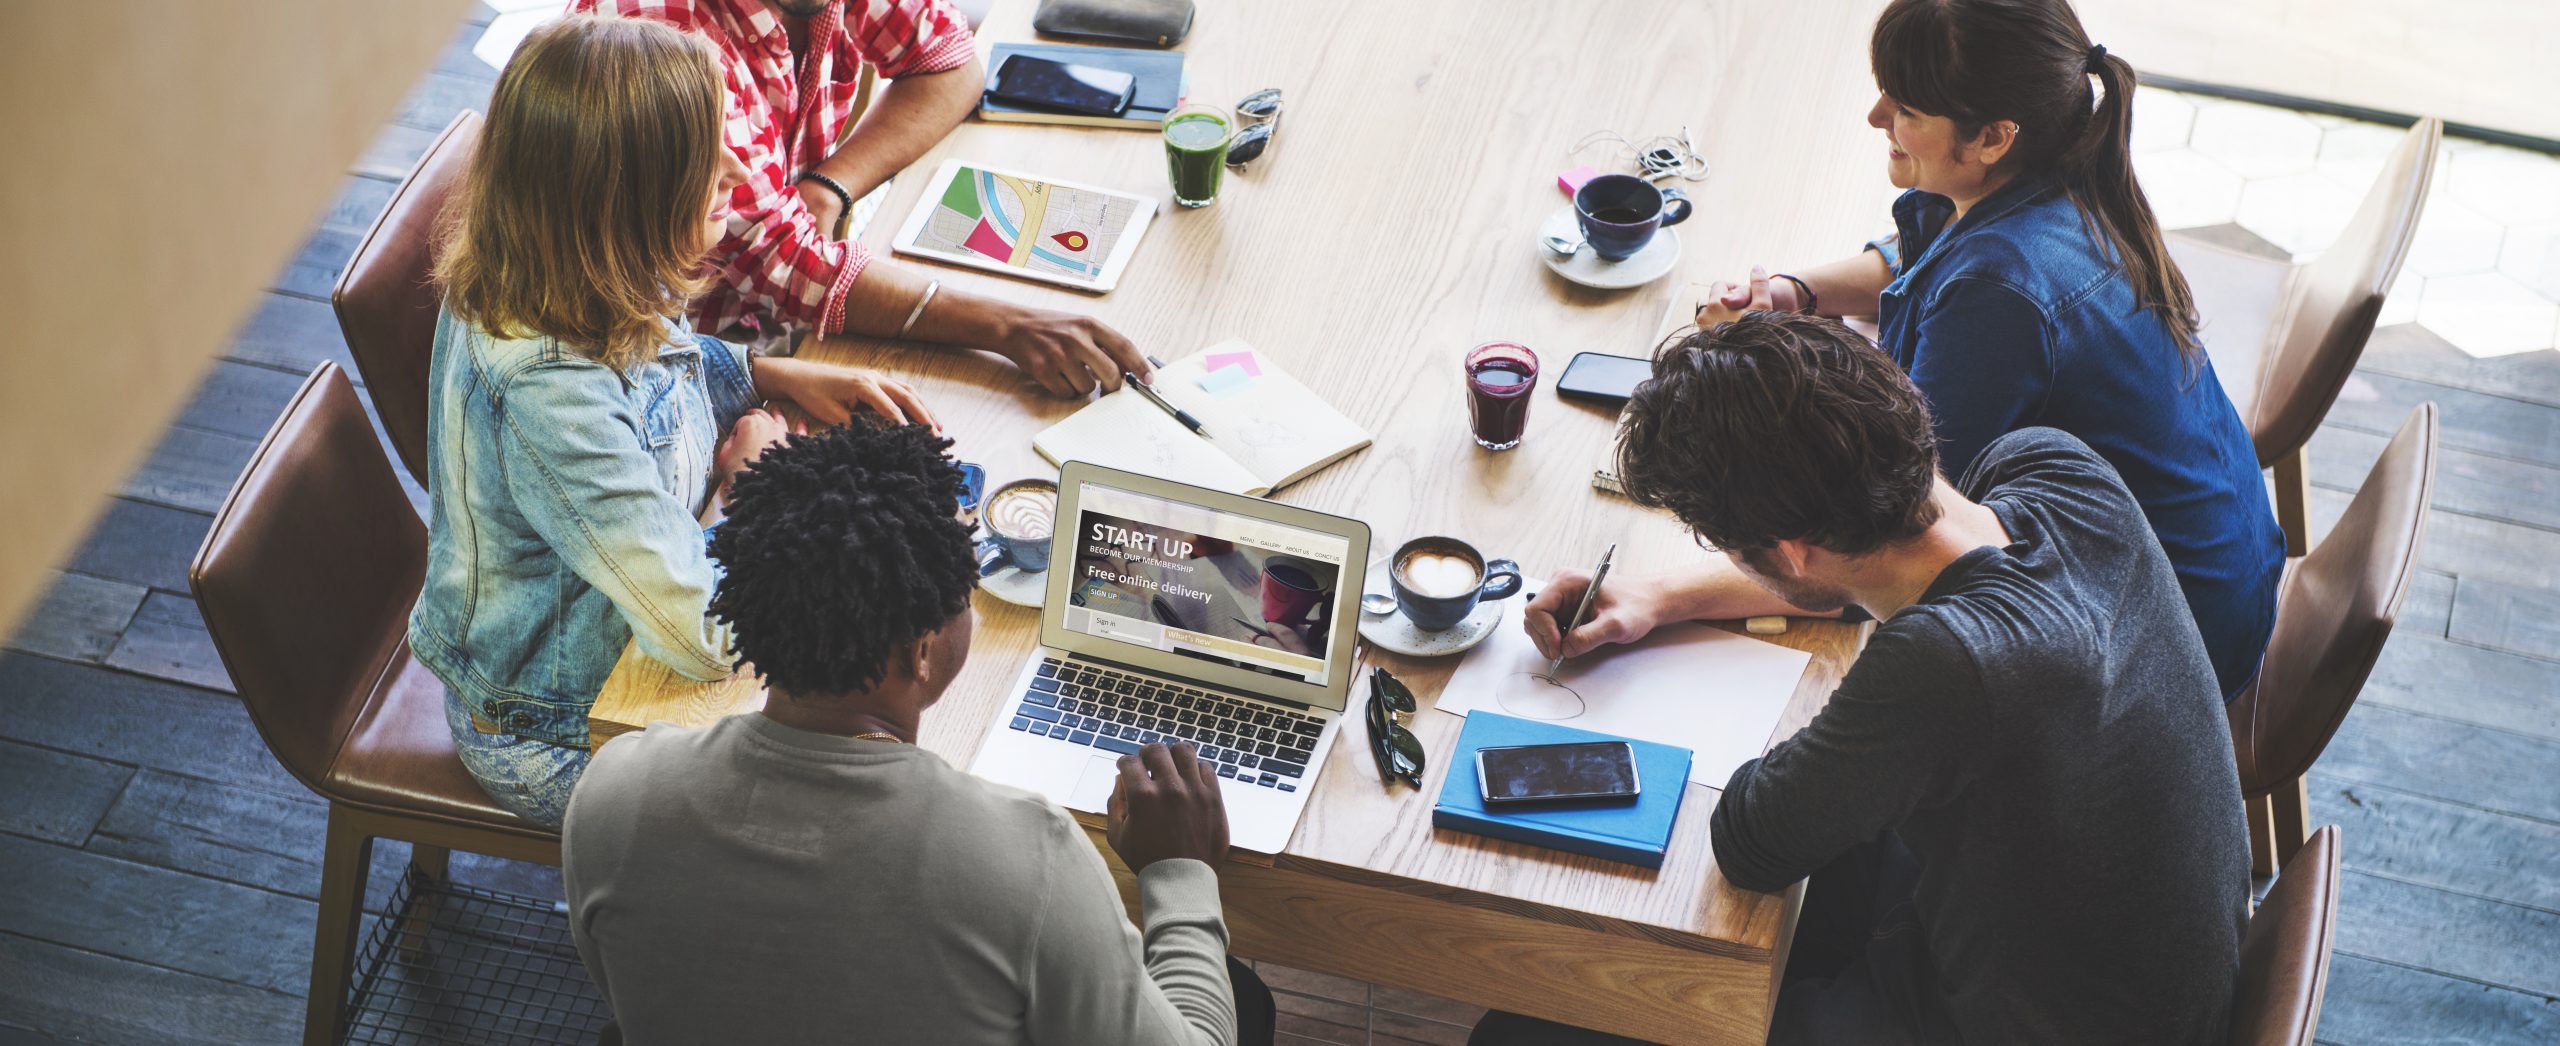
[2228,825,2342,1046]
[2172,117,2442,555]
[2229,403,2435,872]
[190,362,559,1046]
[333,111,481,490]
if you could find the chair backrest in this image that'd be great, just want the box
[2228,825,2342,1046]
[2249,118,2440,465]
[333,110,482,490]
[190,362,428,797]
[2230,404,2436,792]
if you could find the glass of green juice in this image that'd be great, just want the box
[1162,104,1233,208]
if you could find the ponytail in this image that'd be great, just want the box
[2060,50,2204,369]
[1873,0,2205,372]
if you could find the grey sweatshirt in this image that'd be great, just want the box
[563,713,1235,1046]
[1711,428,2250,1044]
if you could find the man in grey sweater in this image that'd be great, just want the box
[562,423,1272,1045]
[1480,313,2249,1044]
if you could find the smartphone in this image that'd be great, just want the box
[1555,352,1653,406]
[1476,741,1641,805]
[987,55,1137,117]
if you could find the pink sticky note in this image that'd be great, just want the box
[1201,350,1262,377]
[1558,165,1601,199]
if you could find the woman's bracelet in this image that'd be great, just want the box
[1773,272,1819,315]
[898,280,941,340]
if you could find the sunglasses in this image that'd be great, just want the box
[1366,665,1426,787]
[1226,88,1283,169]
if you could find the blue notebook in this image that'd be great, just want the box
[981,43,1189,129]
[1431,713,1694,869]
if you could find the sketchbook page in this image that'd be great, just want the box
[1437,580,1815,787]
[1032,389,1268,496]
[1153,341,1372,492]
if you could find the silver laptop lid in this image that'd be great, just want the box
[1043,463,1370,712]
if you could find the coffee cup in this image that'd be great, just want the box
[1574,173,1693,262]
[1388,536,1522,631]
[975,478,1058,576]
[1260,556,1327,627]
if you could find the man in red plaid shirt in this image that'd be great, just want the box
[578,0,1149,396]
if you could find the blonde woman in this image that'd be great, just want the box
[412,14,934,826]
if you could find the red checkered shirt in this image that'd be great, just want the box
[576,0,977,344]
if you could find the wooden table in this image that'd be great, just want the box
[594,1,1891,1040]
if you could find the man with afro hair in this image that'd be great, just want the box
[561,421,1275,1045]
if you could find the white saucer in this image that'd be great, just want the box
[1355,558,1510,657]
[978,564,1047,607]
[974,527,1049,608]
[1539,204,1682,290]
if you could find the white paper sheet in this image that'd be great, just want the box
[1437,581,1815,787]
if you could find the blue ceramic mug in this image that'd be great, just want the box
[1574,174,1693,262]
[1389,536,1523,632]
[974,478,1057,576]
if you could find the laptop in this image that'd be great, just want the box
[970,462,1370,854]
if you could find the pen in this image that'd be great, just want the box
[1124,370,1208,437]
[1549,543,1616,676]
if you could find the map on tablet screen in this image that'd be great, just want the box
[893,160,1156,293]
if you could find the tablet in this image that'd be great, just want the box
[891,159,1157,293]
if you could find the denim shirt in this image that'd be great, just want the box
[1870,177,2282,699]
[409,307,758,747]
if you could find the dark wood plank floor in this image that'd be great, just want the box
[1,10,2552,1043]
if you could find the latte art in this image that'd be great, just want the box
[1395,549,1482,598]
[987,485,1057,541]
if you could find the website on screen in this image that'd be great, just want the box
[1062,484,1350,685]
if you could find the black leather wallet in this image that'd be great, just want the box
[1032,0,1196,48]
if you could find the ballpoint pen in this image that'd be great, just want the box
[1549,543,1616,676]
[1124,370,1208,436]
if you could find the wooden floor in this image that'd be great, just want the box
[1,9,2553,1045]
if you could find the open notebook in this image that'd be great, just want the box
[1033,341,1370,496]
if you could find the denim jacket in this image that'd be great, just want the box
[409,307,757,747]
[1869,176,2282,699]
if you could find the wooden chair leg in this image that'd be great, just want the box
[410,844,450,882]
[397,844,451,961]
[307,805,375,1046]
[2245,792,2279,878]
[2269,777,2312,866]
[2272,448,2312,558]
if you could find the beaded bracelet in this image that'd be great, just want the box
[795,171,854,236]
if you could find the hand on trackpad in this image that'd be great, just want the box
[1067,755,1120,812]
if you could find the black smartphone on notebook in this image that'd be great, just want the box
[1476,741,1641,805]
[986,55,1138,117]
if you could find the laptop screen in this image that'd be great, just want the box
[1060,482,1354,687]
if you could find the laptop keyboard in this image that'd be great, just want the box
[1008,656,1322,793]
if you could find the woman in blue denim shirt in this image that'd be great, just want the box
[1696,0,2280,701]
[413,16,941,827]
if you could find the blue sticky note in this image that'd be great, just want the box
[1196,364,1256,397]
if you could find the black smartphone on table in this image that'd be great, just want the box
[1555,352,1652,406]
[986,55,1138,117]
[1476,740,1641,805]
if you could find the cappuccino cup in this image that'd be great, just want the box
[1389,536,1522,631]
[975,478,1058,576]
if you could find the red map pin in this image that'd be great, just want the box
[1050,230,1090,252]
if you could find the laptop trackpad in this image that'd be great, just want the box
[1067,755,1122,813]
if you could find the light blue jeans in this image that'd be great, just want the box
[444,694,591,829]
